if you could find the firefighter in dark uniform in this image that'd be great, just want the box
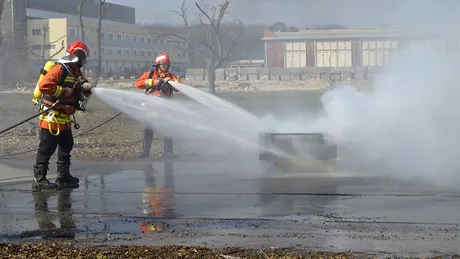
[32,40,92,191]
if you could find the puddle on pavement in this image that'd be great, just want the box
[0,161,350,243]
[3,160,460,256]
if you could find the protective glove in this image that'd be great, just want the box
[82,82,92,91]
[160,81,171,95]
[153,79,161,86]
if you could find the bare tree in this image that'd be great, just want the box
[74,0,85,42]
[27,25,66,63]
[155,0,255,94]
[0,0,6,84]
[94,0,111,86]
[81,0,110,107]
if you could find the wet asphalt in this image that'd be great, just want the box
[1,157,460,257]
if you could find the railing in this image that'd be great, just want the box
[185,67,384,81]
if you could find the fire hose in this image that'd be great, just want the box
[0,111,122,158]
[0,100,61,135]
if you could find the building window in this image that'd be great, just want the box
[125,35,130,41]
[132,50,138,56]
[100,32,105,39]
[117,48,122,55]
[147,51,152,56]
[140,50,145,56]
[124,49,130,56]
[284,41,306,68]
[101,47,106,54]
[362,40,398,67]
[44,44,56,50]
[140,36,145,42]
[316,41,352,67]
[108,48,114,55]
[31,44,41,51]
[32,29,41,35]
[133,35,138,42]
[108,33,114,40]
[117,33,122,41]
[147,37,152,43]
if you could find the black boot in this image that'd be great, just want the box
[163,137,176,157]
[139,127,153,158]
[139,142,151,158]
[55,161,79,188]
[32,164,58,192]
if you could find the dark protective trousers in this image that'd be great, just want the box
[35,128,74,168]
[143,127,173,155]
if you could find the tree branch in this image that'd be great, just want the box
[200,40,219,57]
[49,34,66,45]
[222,32,245,59]
[101,2,111,18]
[152,32,187,42]
[195,2,218,34]
[49,40,65,59]
[223,43,255,61]
[172,43,188,51]
[171,1,190,28]
[28,48,42,60]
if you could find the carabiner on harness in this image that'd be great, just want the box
[45,111,60,136]
[71,114,80,129]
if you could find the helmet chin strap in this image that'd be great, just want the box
[59,52,85,68]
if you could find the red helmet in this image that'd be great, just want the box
[67,40,90,58]
[155,52,170,65]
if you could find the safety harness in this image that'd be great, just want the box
[37,62,85,136]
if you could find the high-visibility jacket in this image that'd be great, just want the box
[38,63,91,134]
[136,68,181,97]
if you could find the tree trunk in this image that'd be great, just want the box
[207,65,216,94]
[79,14,84,42]
[41,27,46,63]
[83,0,102,108]
[94,0,103,86]
[0,0,6,85]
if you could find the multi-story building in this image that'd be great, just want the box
[3,0,187,78]
[262,27,458,68]
[27,17,188,77]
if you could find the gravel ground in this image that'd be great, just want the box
[0,242,375,258]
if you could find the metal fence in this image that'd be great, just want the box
[186,67,384,81]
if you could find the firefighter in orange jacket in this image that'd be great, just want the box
[33,41,92,191]
[136,52,182,158]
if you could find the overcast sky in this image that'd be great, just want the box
[107,0,460,28]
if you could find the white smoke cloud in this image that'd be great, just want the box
[307,44,460,186]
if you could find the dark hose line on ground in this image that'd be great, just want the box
[0,112,123,158]
[0,100,61,135]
